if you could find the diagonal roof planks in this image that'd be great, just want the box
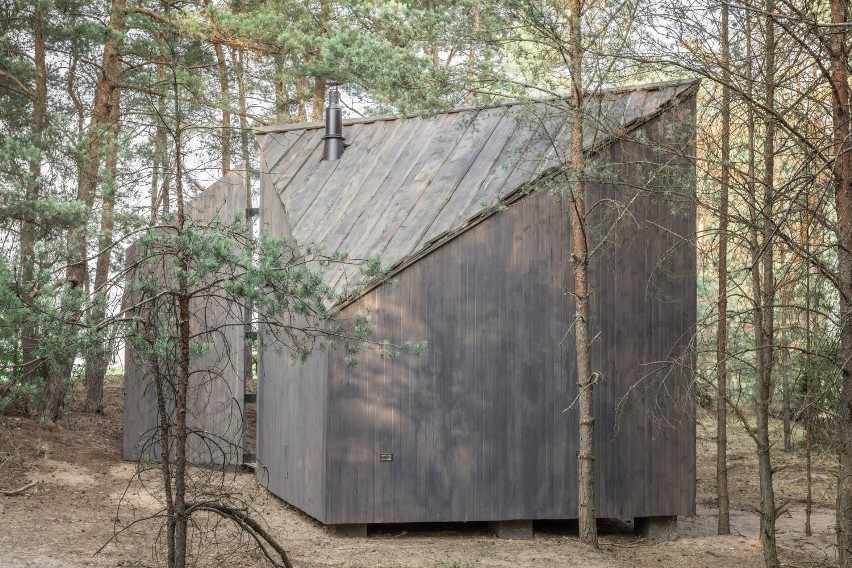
[256,79,699,306]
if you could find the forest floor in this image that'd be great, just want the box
[0,378,841,568]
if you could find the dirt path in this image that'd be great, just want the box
[0,386,840,567]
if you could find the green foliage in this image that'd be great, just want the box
[128,212,376,375]
[0,255,90,417]
[176,0,496,115]
[0,190,87,229]
[0,260,22,386]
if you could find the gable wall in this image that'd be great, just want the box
[255,152,329,521]
[123,171,247,464]
[321,100,696,524]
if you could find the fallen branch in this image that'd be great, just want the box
[3,481,37,496]
[188,501,293,568]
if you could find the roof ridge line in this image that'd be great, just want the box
[254,78,700,135]
[329,79,699,310]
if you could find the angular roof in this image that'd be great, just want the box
[256,79,698,301]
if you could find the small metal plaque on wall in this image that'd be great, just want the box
[379,453,393,462]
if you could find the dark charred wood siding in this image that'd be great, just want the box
[260,81,699,297]
[321,103,696,524]
[255,153,328,521]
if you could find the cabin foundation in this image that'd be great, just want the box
[634,516,678,542]
[330,524,368,537]
[488,520,533,540]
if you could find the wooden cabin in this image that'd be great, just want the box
[252,79,698,535]
[123,170,249,465]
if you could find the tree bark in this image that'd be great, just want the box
[214,41,230,176]
[172,67,190,567]
[805,213,813,536]
[296,73,307,122]
[273,53,289,123]
[49,0,126,419]
[19,2,49,394]
[754,3,779,565]
[716,0,731,536]
[830,0,852,564]
[201,0,230,175]
[568,0,598,549]
[234,47,251,196]
[67,0,123,290]
[83,82,122,413]
[153,351,176,567]
[466,0,481,99]
[427,1,440,66]
[312,76,326,122]
[80,0,126,413]
[780,291,792,452]
[155,65,170,220]
[151,125,163,223]
[174,285,190,567]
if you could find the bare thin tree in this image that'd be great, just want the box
[716,0,731,536]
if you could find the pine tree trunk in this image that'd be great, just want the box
[312,76,326,122]
[274,54,289,123]
[780,299,791,452]
[466,0,481,100]
[716,0,731,536]
[214,41,230,176]
[170,50,190,567]
[427,1,439,66]
[174,286,190,568]
[81,0,126,413]
[67,0,123,287]
[296,73,307,122]
[153,64,168,221]
[755,3,779,564]
[20,3,48,396]
[749,169,780,568]
[154,354,176,567]
[829,0,852,564]
[805,232,813,536]
[83,84,121,413]
[235,48,251,193]
[568,0,598,549]
[51,0,125,419]
[151,135,162,222]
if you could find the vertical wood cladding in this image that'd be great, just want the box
[255,151,328,521]
[321,103,696,524]
[123,171,246,464]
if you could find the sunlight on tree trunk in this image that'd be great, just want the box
[567,0,598,550]
[830,0,852,564]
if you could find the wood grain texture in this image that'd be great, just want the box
[261,81,699,301]
[123,169,247,465]
[122,240,158,460]
[313,102,696,524]
[256,158,328,521]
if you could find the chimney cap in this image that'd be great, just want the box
[323,83,345,161]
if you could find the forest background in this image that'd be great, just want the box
[1,1,851,567]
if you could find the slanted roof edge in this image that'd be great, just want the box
[330,79,699,310]
[254,78,700,136]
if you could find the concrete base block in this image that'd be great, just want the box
[330,524,368,537]
[634,516,677,542]
[489,520,533,540]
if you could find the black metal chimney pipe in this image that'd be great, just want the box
[322,84,344,161]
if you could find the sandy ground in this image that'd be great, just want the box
[0,382,841,567]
